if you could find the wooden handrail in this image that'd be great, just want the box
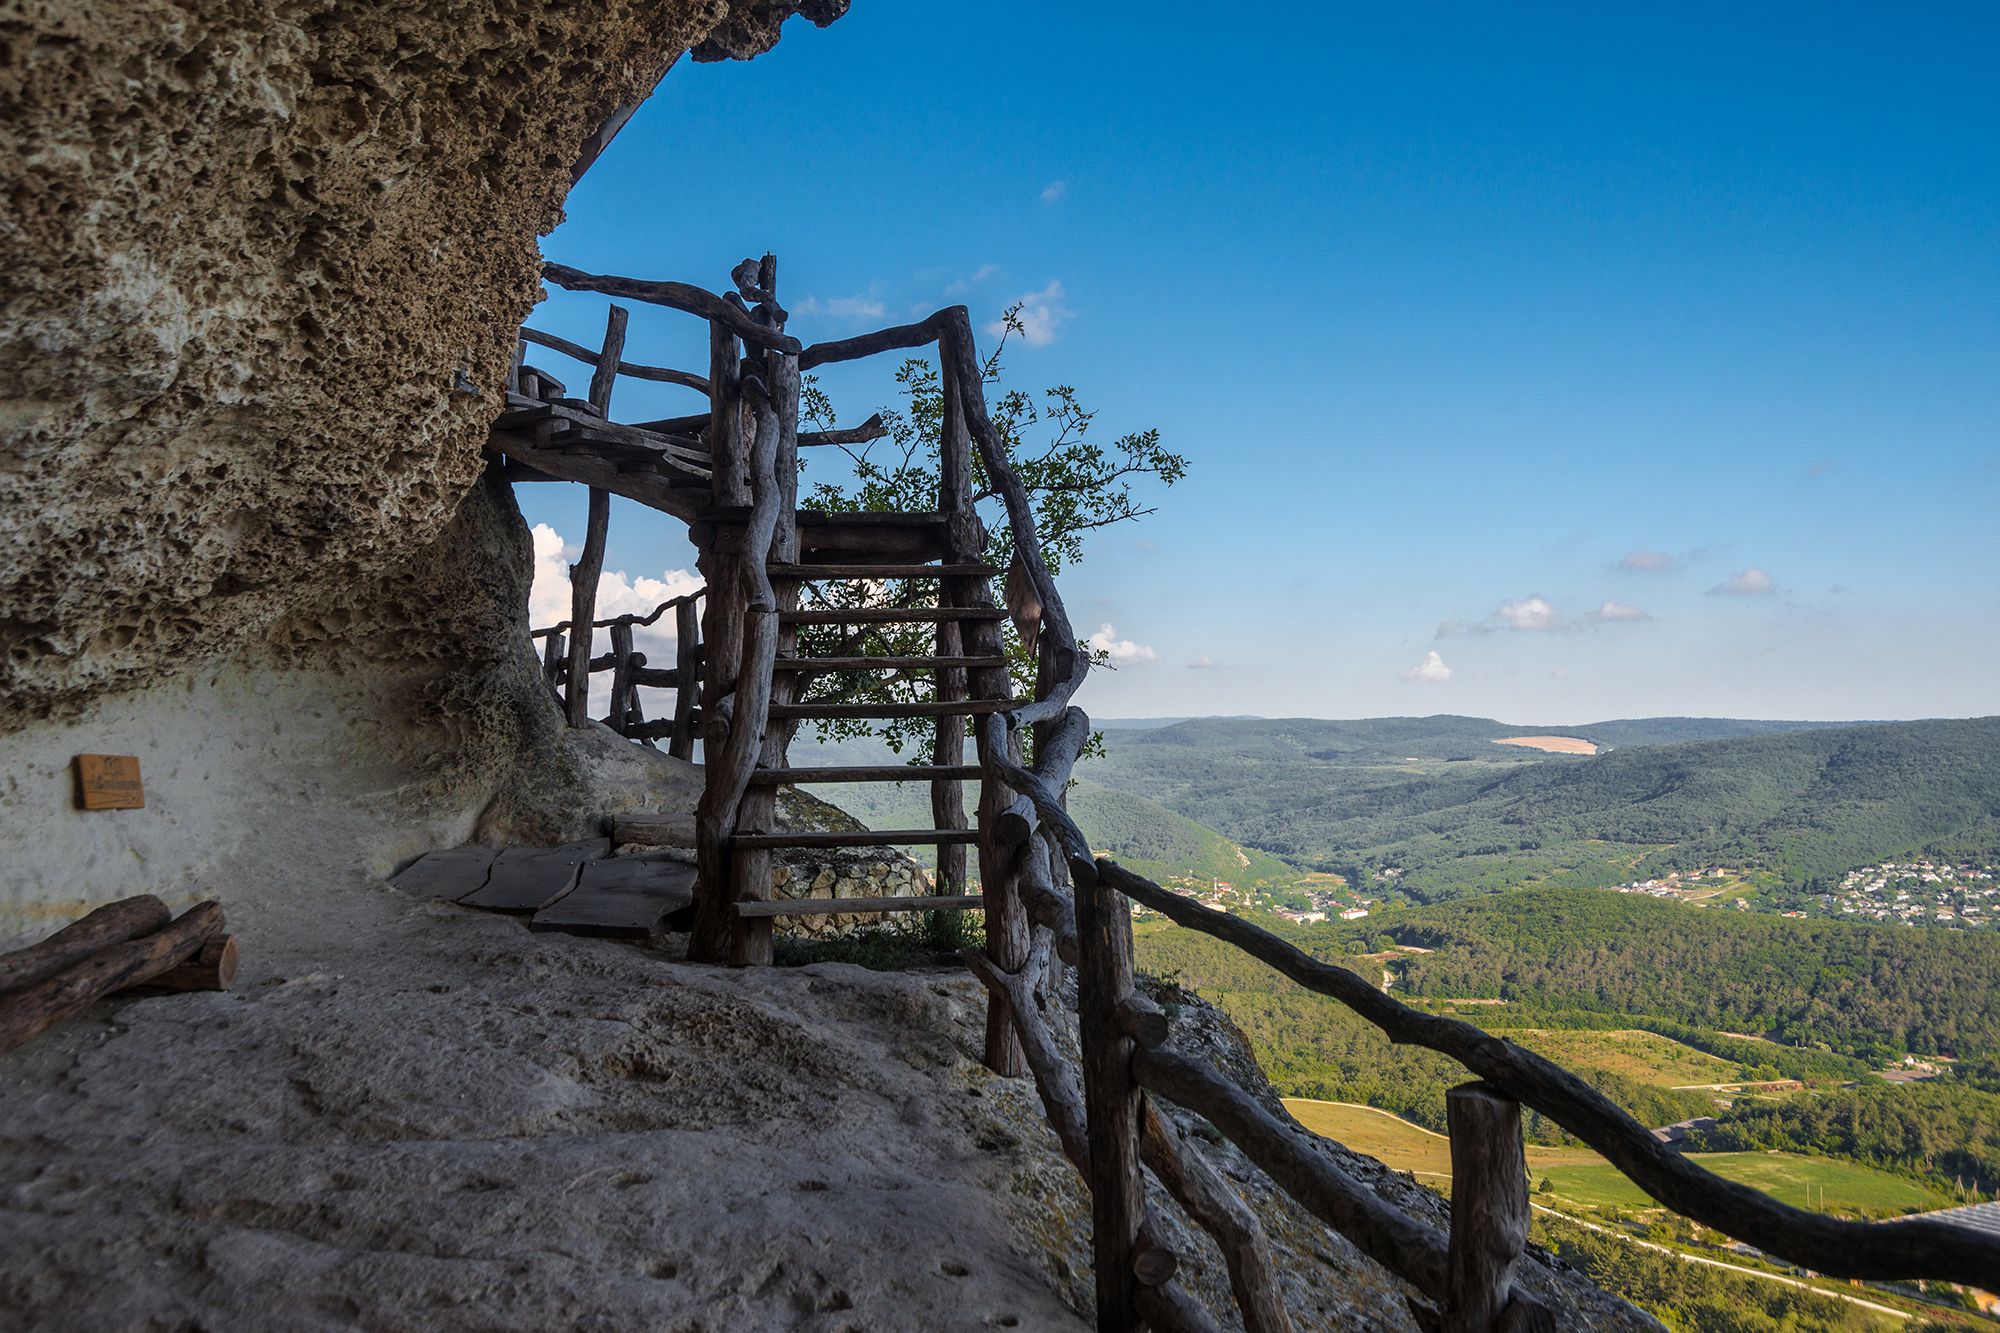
[519,326,710,394]
[542,261,801,353]
[530,589,704,639]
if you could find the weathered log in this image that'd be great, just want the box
[1076,856,1145,1329]
[542,262,801,353]
[517,328,710,394]
[587,304,629,416]
[1445,1084,1531,1333]
[607,621,636,734]
[120,934,239,994]
[565,486,610,728]
[797,313,946,370]
[0,896,170,993]
[963,937,1218,1332]
[798,413,890,447]
[670,597,702,761]
[1107,862,2000,1287]
[1133,1042,1453,1297]
[1142,1105,1296,1333]
[1115,993,1169,1049]
[0,903,225,1054]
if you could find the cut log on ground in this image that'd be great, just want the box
[0,902,225,1055]
[0,896,171,993]
[118,935,239,994]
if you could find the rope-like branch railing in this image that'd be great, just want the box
[519,326,711,394]
[542,261,802,355]
[996,738,2000,1288]
[529,589,703,639]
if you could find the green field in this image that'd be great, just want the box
[1535,1153,1946,1218]
[1284,1099,1948,1220]
[1490,1028,1745,1088]
[1282,1099,1601,1177]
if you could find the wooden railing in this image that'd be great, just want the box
[517,258,2000,1327]
[915,327,2000,1328]
[530,589,704,758]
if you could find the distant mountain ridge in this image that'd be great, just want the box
[1081,714,2000,901]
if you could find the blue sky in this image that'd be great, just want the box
[518,2,1999,724]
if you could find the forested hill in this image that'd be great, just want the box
[1081,714,2000,899]
[1389,887,2000,1059]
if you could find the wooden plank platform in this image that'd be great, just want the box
[767,563,999,580]
[769,699,1021,721]
[457,839,609,912]
[730,829,981,850]
[735,894,985,918]
[530,858,696,937]
[748,764,984,785]
[389,845,498,900]
[778,607,1008,625]
[773,655,1007,672]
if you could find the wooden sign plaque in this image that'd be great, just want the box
[74,754,144,810]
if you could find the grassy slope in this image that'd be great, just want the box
[1283,1100,1947,1218]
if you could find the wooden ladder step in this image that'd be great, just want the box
[774,655,1007,672]
[779,607,1007,625]
[730,829,981,850]
[734,894,985,919]
[767,563,999,580]
[747,764,984,785]
[770,699,1022,721]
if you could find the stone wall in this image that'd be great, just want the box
[771,848,938,941]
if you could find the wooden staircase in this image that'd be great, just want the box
[489,258,1042,993]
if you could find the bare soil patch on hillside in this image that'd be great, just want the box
[1493,735,1599,755]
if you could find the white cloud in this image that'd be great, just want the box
[792,294,887,323]
[1040,179,1068,204]
[945,263,998,296]
[528,523,701,661]
[1088,623,1158,666]
[1587,599,1652,623]
[1620,548,1675,573]
[1400,650,1452,683]
[1711,566,1775,596]
[1496,596,1562,631]
[987,280,1072,348]
[1187,656,1218,670]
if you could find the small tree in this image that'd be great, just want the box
[792,304,1188,757]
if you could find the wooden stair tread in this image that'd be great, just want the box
[456,839,609,912]
[769,699,1022,720]
[611,815,693,849]
[774,655,1006,672]
[389,845,499,901]
[529,858,695,937]
[779,607,1007,625]
[735,894,984,919]
[747,765,984,785]
[730,829,981,850]
[767,563,998,580]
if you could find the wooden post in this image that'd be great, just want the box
[542,630,567,708]
[564,489,609,728]
[607,620,636,734]
[692,312,751,963]
[1445,1082,1532,1333]
[1075,867,1145,1332]
[943,341,1028,1077]
[729,342,801,968]
[670,596,701,760]
[562,305,628,730]
[932,338,972,909]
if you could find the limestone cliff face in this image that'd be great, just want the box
[0,0,839,719]
[0,1,843,933]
